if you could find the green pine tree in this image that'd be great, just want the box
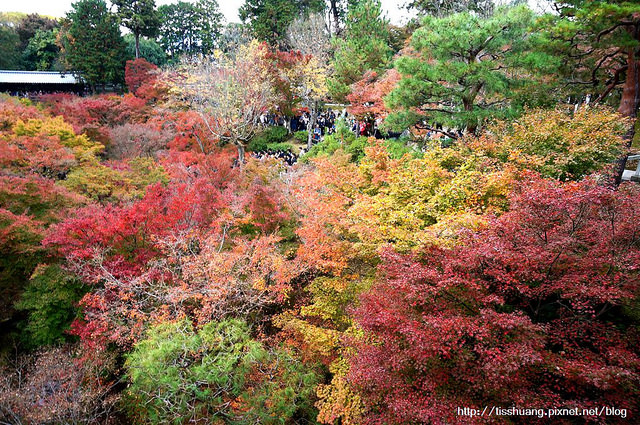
[113,0,160,59]
[328,0,393,101]
[239,0,324,46]
[61,0,127,91]
[385,5,550,136]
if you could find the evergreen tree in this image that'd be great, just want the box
[15,13,58,50]
[405,0,495,17]
[23,29,61,71]
[539,1,640,183]
[112,0,160,59]
[124,34,167,66]
[328,0,393,101]
[239,0,324,46]
[61,0,127,90]
[0,24,21,70]
[385,5,548,136]
[541,1,639,117]
[157,0,223,60]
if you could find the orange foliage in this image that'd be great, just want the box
[347,69,401,119]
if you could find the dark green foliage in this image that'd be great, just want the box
[537,0,640,114]
[305,134,415,163]
[405,0,495,17]
[303,119,414,162]
[124,34,167,66]
[16,13,58,49]
[15,264,87,348]
[125,318,319,424]
[266,142,294,152]
[293,130,308,143]
[23,29,61,71]
[385,5,553,135]
[305,133,369,162]
[248,126,290,152]
[0,13,61,71]
[61,0,127,88]
[385,136,419,159]
[0,176,79,330]
[0,220,42,330]
[0,24,21,70]
[304,118,363,160]
[239,0,324,46]
[113,0,160,59]
[157,0,223,59]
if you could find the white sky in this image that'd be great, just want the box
[0,0,417,25]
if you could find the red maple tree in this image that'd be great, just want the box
[350,176,640,424]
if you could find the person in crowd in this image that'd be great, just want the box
[313,125,322,142]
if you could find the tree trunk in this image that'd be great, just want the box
[307,100,318,150]
[463,83,483,135]
[135,32,140,59]
[327,0,340,36]
[236,142,245,166]
[463,97,477,134]
[613,25,640,185]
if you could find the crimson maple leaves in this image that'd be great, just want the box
[45,151,301,348]
[351,177,640,423]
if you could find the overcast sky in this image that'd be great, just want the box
[0,0,417,25]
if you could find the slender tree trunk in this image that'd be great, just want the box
[307,100,318,150]
[236,142,245,166]
[613,25,640,185]
[330,0,340,36]
[135,32,140,59]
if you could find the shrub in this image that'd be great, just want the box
[265,142,293,152]
[125,318,319,424]
[0,346,118,424]
[248,126,289,152]
[469,106,629,180]
[107,122,172,159]
[293,130,308,143]
[350,177,640,423]
[15,264,87,347]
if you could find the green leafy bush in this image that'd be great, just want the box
[125,318,319,424]
[15,264,87,347]
[385,138,418,159]
[304,119,416,163]
[248,126,289,152]
[293,130,308,143]
[266,142,293,152]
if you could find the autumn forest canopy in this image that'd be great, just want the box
[1,0,640,424]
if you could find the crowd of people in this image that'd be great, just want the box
[253,109,341,165]
[260,108,341,139]
[5,88,89,98]
[253,108,390,166]
[250,148,300,165]
[260,108,391,140]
